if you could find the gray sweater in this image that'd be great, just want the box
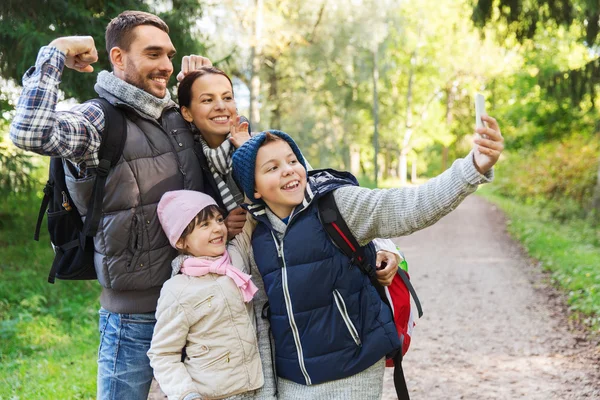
[248,152,492,399]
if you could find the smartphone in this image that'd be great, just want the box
[475,93,489,139]
[475,93,486,129]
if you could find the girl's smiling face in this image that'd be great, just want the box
[181,73,236,148]
[253,140,307,219]
[176,210,228,257]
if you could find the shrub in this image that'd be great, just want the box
[493,134,599,220]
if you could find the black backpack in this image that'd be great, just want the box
[34,98,127,283]
[317,189,423,400]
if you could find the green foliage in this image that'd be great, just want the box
[493,135,599,220]
[0,126,49,197]
[472,0,600,106]
[0,190,101,398]
[472,0,598,45]
[0,0,206,102]
[479,187,600,331]
[0,141,36,197]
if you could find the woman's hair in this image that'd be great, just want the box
[177,204,226,250]
[177,66,235,108]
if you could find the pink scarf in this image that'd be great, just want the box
[180,252,258,302]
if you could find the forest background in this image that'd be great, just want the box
[0,0,599,397]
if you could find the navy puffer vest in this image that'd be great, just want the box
[248,170,400,385]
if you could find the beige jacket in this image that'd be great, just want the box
[148,221,263,400]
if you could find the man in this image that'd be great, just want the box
[10,10,401,399]
[9,10,216,399]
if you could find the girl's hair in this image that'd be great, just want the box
[177,66,235,108]
[178,204,226,250]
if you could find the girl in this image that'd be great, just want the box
[147,190,263,400]
[230,121,503,398]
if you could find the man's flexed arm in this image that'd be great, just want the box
[10,37,103,163]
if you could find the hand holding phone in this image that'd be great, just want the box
[475,93,488,138]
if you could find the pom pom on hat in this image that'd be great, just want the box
[232,130,307,203]
[157,190,217,248]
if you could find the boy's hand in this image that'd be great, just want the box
[229,115,250,149]
[473,114,504,174]
[375,250,399,287]
[226,207,247,240]
[177,55,212,81]
[49,36,98,73]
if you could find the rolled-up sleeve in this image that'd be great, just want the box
[9,46,104,171]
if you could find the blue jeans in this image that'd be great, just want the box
[97,308,156,400]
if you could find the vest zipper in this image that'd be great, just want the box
[333,290,362,346]
[168,129,188,178]
[270,231,312,385]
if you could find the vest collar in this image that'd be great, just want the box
[245,178,316,234]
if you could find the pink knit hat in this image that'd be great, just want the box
[157,190,218,248]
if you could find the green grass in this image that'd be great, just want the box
[0,192,101,399]
[477,186,600,332]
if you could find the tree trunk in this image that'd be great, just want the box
[372,48,380,187]
[442,84,456,172]
[399,48,417,186]
[399,153,407,186]
[267,58,281,130]
[249,0,263,132]
[589,154,600,220]
[383,151,391,180]
[411,155,418,183]
[350,144,361,176]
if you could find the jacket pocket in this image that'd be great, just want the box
[127,213,143,272]
[199,351,231,370]
[186,343,210,358]
[333,289,362,346]
[193,295,215,310]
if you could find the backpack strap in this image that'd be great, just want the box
[34,177,54,241]
[318,191,378,278]
[317,190,411,400]
[318,191,390,304]
[81,98,127,239]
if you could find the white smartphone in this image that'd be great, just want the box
[475,93,486,129]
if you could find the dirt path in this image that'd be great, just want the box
[382,195,600,400]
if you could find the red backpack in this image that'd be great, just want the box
[318,191,423,400]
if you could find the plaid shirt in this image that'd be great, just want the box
[9,46,105,176]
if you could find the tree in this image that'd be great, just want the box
[472,0,600,105]
[0,0,206,102]
[473,0,600,218]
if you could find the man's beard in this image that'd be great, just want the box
[124,61,168,98]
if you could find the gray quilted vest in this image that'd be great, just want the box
[64,103,203,298]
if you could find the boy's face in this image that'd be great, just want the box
[254,140,307,219]
[177,212,227,257]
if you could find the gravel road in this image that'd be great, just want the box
[382,195,600,400]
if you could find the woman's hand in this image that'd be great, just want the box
[229,115,250,149]
[473,115,504,174]
[225,206,247,240]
